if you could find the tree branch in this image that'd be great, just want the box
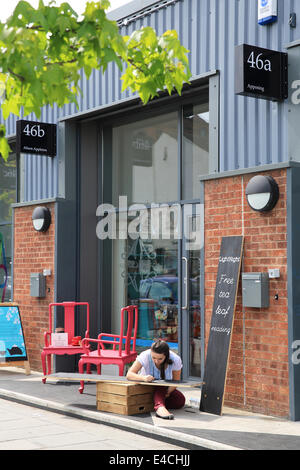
[45,58,78,67]
[8,68,25,82]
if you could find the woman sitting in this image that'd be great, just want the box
[126,340,185,420]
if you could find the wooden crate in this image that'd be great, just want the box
[97,382,154,415]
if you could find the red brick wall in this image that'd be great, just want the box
[13,203,55,371]
[204,169,288,418]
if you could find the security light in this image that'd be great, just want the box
[245,175,279,212]
[32,206,51,232]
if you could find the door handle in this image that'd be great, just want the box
[182,257,188,310]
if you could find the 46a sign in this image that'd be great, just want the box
[235,44,288,102]
[247,50,272,72]
[16,120,56,157]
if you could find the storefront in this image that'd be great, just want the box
[76,77,217,382]
[4,0,300,420]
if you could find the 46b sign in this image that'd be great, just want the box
[235,44,288,101]
[16,120,56,157]
[23,123,46,138]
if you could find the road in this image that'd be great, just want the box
[0,397,187,450]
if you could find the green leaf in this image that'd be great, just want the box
[140,27,158,49]
[78,21,97,39]
[56,15,71,35]
[59,2,78,18]
[1,96,21,120]
[0,126,11,161]
[8,1,35,24]
[45,6,59,29]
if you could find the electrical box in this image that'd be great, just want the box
[242,273,269,308]
[30,273,46,298]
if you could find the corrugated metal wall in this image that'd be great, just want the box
[2,0,299,201]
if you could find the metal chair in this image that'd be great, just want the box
[41,302,90,383]
[78,305,138,393]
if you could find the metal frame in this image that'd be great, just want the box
[287,166,300,421]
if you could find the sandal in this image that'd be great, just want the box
[155,411,174,420]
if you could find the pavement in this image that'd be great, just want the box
[1,365,300,450]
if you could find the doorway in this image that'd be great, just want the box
[97,90,211,380]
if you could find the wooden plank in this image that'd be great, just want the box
[46,372,202,388]
[97,392,153,407]
[97,382,153,396]
[97,400,154,415]
[200,236,244,416]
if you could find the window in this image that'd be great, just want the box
[0,143,16,301]
[148,282,174,302]
[183,101,209,200]
[112,112,178,206]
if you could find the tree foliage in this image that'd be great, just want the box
[0,0,191,159]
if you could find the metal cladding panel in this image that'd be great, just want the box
[1,0,299,200]
[114,0,295,171]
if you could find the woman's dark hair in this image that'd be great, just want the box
[151,340,173,380]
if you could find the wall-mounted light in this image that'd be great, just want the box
[245,175,279,212]
[32,206,51,232]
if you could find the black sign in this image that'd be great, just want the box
[16,120,56,157]
[200,236,244,416]
[235,44,288,101]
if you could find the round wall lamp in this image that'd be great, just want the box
[245,175,279,212]
[32,206,51,232]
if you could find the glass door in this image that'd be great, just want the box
[181,204,204,379]
[110,110,180,355]
[112,208,180,355]
[103,92,209,378]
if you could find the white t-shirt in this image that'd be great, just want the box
[136,349,182,380]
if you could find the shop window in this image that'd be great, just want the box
[112,225,179,352]
[148,282,174,302]
[112,112,178,206]
[103,85,212,374]
[0,143,16,301]
[183,102,209,200]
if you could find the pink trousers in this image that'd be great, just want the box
[153,387,185,411]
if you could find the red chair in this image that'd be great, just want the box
[78,305,138,393]
[41,302,90,383]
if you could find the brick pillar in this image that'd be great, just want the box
[13,202,55,371]
[204,169,288,418]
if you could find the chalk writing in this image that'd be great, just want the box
[211,326,231,336]
[215,305,231,317]
[219,291,230,298]
[200,236,243,415]
[218,274,234,284]
[219,256,240,263]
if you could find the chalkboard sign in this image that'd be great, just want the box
[0,304,28,362]
[200,236,244,415]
